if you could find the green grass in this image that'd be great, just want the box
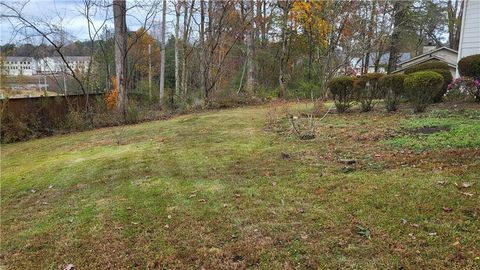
[385,109,480,150]
[1,102,479,269]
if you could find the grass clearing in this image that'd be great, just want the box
[385,109,480,150]
[1,102,479,269]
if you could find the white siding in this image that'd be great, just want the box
[457,0,480,76]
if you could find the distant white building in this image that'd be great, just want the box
[37,56,91,75]
[1,57,36,76]
[1,56,91,76]
[457,0,480,76]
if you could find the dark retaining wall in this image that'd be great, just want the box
[1,93,104,120]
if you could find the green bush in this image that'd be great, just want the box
[458,54,480,79]
[379,74,406,112]
[353,73,384,112]
[404,71,444,113]
[65,110,90,130]
[404,61,449,74]
[125,101,142,124]
[288,80,324,99]
[429,69,453,102]
[327,76,355,113]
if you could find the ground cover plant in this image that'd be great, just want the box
[1,102,479,269]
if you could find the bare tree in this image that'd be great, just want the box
[181,0,195,95]
[387,0,409,73]
[113,0,128,115]
[277,0,292,99]
[199,0,206,97]
[244,0,255,95]
[174,0,181,96]
[201,0,248,101]
[159,0,167,106]
[447,0,463,50]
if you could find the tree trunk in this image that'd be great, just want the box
[159,0,166,107]
[261,0,267,47]
[199,0,206,98]
[364,0,377,74]
[245,0,255,95]
[182,1,188,95]
[113,0,128,116]
[181,0,195,96]
[278,1,290,99]
[255,0,261,42]
[387,0,408,74]
[174,1,181,96]
[448,0,463,50]
[148,44,152,98]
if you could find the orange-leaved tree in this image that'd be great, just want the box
[105,76,119,110]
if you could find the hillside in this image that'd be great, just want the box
[1,103,479,269]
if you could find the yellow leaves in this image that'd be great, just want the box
[290,0,329,44]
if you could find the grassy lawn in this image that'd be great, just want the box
[1,102,479,269]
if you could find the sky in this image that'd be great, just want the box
[0,0,165,45]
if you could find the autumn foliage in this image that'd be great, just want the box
[105,76,119,110]
[290,1,329,44]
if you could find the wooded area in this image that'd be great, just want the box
[1,0,465,114]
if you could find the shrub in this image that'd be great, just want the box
[429,69,453,102]
[353,73,384,112]
[125,101,141,124]
[327,76,355,113]
[446,76,480,102]
[0,112,35,143]
[458,54,480,79]
[288,80,324,99]
[404,60,449,74]
[65,110,89,131]
[404,71,444,113]
[379,74,406,112]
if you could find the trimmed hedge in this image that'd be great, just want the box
[353,73,385,112]
[458,54,480,79]
[404,60,449,74]
[327,76,355,113]
[404,71,444,113]
[429,69,453,102]
[379,74,406,112]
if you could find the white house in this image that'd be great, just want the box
[393,46,458,77]
[351,52,411,74]
[457,0,480,76]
